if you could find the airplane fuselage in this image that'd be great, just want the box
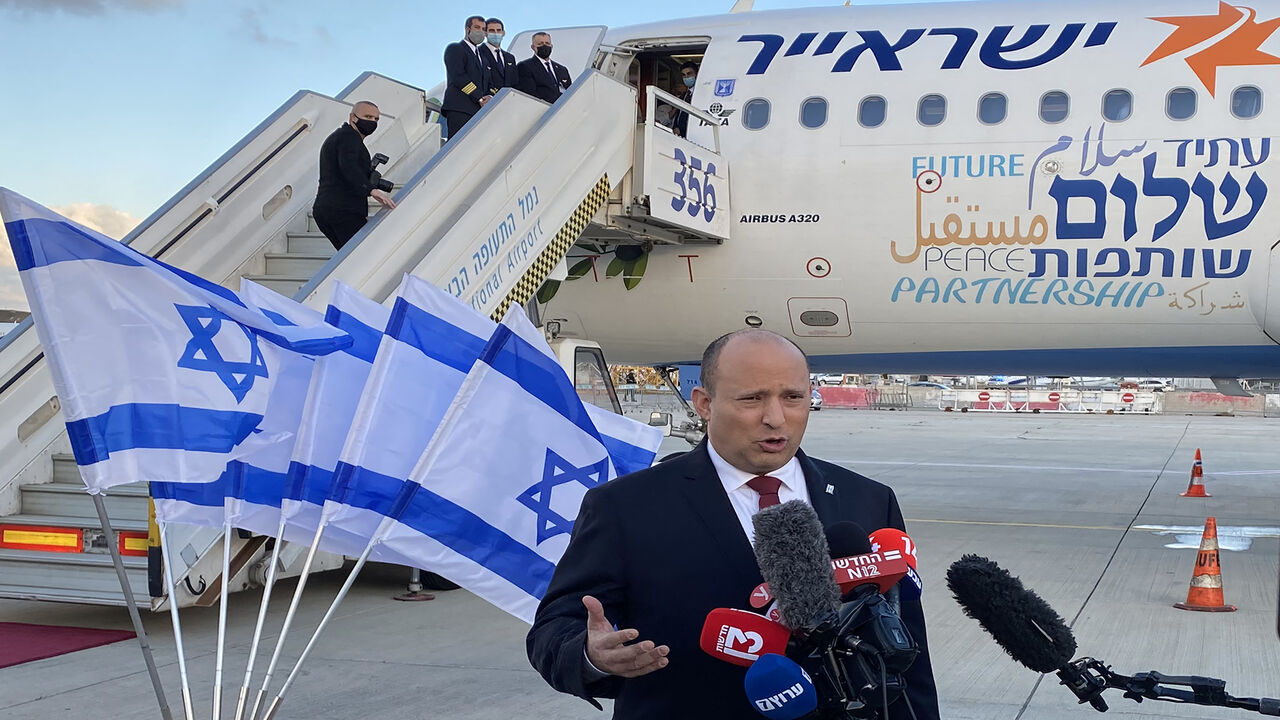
[544,0,1280,376]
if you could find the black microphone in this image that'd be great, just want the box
[752,500,841,633]
[945,554,1077,673]
[825,520,873,558]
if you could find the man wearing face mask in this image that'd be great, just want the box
[672,62,698,137]
[312,100,396,251]
[442,15,493,139]
[517,32,572,104]
[482,18,518,94]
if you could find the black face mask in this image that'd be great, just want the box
[535,45,553,59]
[354,117,378,136]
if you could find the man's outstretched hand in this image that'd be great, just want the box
[583,595,670,678]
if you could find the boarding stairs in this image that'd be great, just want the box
[0,29,734,608]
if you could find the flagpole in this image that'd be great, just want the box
[258,540,376,720]
[248,520,328,720]
[212,523,234,720]
[92,494,174,720]
[158,521,197,720]
[234,514,289,720]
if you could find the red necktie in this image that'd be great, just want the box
[746,475,782,510]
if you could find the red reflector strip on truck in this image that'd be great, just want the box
[0,525,82,553]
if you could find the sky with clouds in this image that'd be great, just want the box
[0,0,966,311]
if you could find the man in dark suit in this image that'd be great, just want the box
[442,15,492,139]
[527,329,939,719]
[312,100,396,250]
[516,32,572,103]
[481,17,518,94]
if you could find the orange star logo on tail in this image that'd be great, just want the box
[1141,1,1280,96]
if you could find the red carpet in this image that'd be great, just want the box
[0,622,135,668]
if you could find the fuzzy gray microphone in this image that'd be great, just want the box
[752,500,842,631]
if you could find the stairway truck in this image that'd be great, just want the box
[547,335,623,416]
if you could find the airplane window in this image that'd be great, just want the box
[918,94,946,126]
[1232,86,1262,119]
[1103,89,1132,122]
[1167,87,1197,120]
[1039,91,1069,123]
[800,97,828,129]
[743,98,770,130]
[859,96,886,128]
[978,93,1007,124]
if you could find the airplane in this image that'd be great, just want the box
[537,0,1280,382]
[3,0,1280,607]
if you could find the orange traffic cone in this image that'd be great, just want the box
[1173,517,1236,612]
[1181,448,1210,497]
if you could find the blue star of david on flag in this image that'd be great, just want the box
[517,448,609,544]
[175,304,268,403]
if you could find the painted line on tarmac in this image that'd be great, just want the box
[846,459,1280,476]
[846,459,1161,474]
[905,518,1122,531]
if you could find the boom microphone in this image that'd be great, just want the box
[744,653,819,719]
[752,501,841,632]
[700,607,792,667]
[946,554,1077,673]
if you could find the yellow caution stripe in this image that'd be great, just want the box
[0,525,82,553]
[492,174,611,321]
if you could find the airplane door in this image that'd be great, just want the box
[506,26,606,77]
[1261,238,1280,343]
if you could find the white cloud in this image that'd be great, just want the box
[0,222,29,312]
[51,202,140,240]
[0,0,180,15]
[241,7,296,47]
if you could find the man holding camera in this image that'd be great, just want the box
[313,100,396,251]
[527,329,939,719]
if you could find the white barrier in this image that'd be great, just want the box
[939,388,1162,414]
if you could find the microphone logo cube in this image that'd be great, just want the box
[717,624,765,662]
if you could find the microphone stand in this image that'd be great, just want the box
[1057,657,1280,716]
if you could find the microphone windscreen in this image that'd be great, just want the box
[869,528,918,569]
[946,554,1077,673]
[753,501,841,631]
[744,653,818,720]
[824,520,872,558]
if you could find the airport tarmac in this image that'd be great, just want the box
[1,409,1277,720]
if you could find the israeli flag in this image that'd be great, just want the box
[0,189,350,494]
[321,276,661,568]
[279,281,390,557]
[373,306,652,622]
[321,274,491,567]
[151,280,324,534]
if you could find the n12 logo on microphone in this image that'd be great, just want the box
[717,624,765,662]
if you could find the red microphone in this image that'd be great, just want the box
[831,551,911,594]
[869,528,918,569]
[698,607,791,667]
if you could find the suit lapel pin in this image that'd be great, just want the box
[825,484,835,495]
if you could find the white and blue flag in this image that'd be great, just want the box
[279,281,390,557]
[321,275,661,569]
[320,274,492,566]
[372,306,661,622]
[0,189,350,495]
[151,280,326,535]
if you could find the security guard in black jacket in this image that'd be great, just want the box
[442,15,493,139]
[312,100,396,251]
